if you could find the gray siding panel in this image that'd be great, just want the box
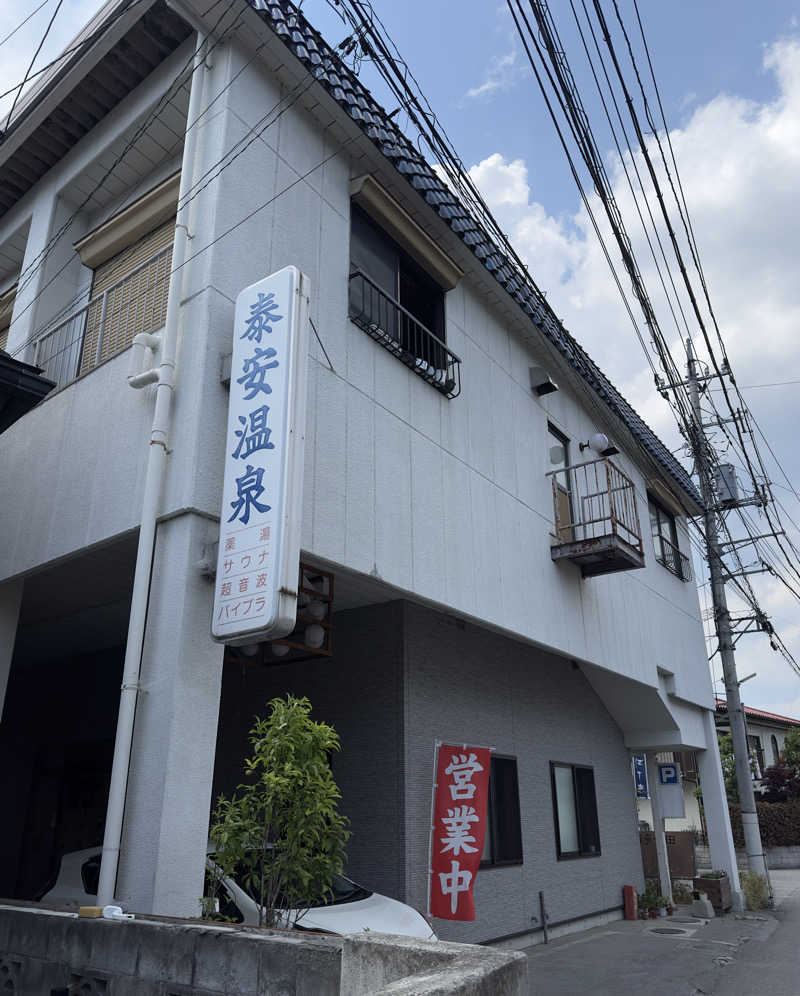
[402,601,643,943]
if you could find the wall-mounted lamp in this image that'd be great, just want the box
[529,366,559,397]
[579,432,620,458]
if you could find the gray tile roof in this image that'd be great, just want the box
[254,0,702,509]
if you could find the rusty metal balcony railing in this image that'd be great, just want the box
[546,457,645,577]
[32,243,173,388]
[348,269,461,398]
[654,533,692,582]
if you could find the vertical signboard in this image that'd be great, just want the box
[633,753,649,799]
[429,744,491,921]
[212,266,310,645]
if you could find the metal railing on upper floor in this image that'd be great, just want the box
[348,269,461,399]
[654,533,692,582]
[32,243,173,388]
[547,456,644,555]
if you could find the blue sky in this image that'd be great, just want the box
[2,0,800,718]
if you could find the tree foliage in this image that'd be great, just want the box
[718,733,739,802]
[210,695,349,927]
[782,728,800,772]
[760,729,800,802]
[760,761,800,802]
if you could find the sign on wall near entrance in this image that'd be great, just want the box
[429,743,491,921]
[212,266,310,646]
[633,753,649,799]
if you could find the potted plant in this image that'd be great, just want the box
[693,871,732,914]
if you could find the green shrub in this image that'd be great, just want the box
[210,695,349,928]
[728,800,800,847]
[739,871,770,910]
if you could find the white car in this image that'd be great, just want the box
[40,848,436,940]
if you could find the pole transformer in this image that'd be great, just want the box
[686,337,768,880]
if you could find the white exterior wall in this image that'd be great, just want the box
[0,33,713,734]
[637,789,703,834]
[742,720,791,768]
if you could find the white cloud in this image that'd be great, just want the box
[468,37,800,717]
[465,49,520,100]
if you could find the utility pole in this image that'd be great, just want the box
[686,337,768,880]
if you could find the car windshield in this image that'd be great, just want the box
[212,854,371,908]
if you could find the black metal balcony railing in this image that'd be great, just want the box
[654,533,692,582]
[348,269,461,399]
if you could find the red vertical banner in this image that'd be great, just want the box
[429,743,491,921]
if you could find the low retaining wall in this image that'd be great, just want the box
[0,906,527,995]
[695,844,800,871]
[340,933,527,995]
[0,906,341,995]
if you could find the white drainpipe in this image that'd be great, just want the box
[97,30,209,908]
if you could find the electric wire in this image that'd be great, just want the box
[4,0,64,131]
[507,0,800,674]
[6,0,247,347]
[0,0,52,53]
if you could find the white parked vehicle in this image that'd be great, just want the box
[40,848,436,940]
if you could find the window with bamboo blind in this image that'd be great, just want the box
[78,219,174,375]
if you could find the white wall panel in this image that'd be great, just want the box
[373,406,413,590]
[344,385,375,575]
[409,431,445,598]
[0,39,715,729]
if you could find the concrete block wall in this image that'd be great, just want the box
[0,908,341,996]
[0,908,527,996]
[402,602,644,944]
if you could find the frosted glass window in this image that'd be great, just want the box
[554,765,579,854]
[551,762,601,859]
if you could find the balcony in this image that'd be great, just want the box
[32,243,172,389]
[547,457,645,577]
[348,269,461,398]
[654,534,692,582]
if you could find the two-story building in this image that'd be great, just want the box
[716,698,800,783]
[0,0,742,942]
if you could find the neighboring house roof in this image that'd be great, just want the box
[0,350,55,432]
[715,697,800,729]
[253,0,702,510]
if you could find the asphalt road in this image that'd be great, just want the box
[522,871,800,995]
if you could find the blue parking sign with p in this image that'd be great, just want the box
[659,763,679,785]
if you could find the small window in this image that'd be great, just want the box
[349,204,460,397]
[481,755,523,867]
[771,734,780,764]
[748,735,765,778]
[648,496,689,581]
[350,204,444,338]
[79,219,174,376]
[548,424,573,541]
[551,762,601,859]
[81,853,102,895]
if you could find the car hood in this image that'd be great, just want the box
[297,892,435,939]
